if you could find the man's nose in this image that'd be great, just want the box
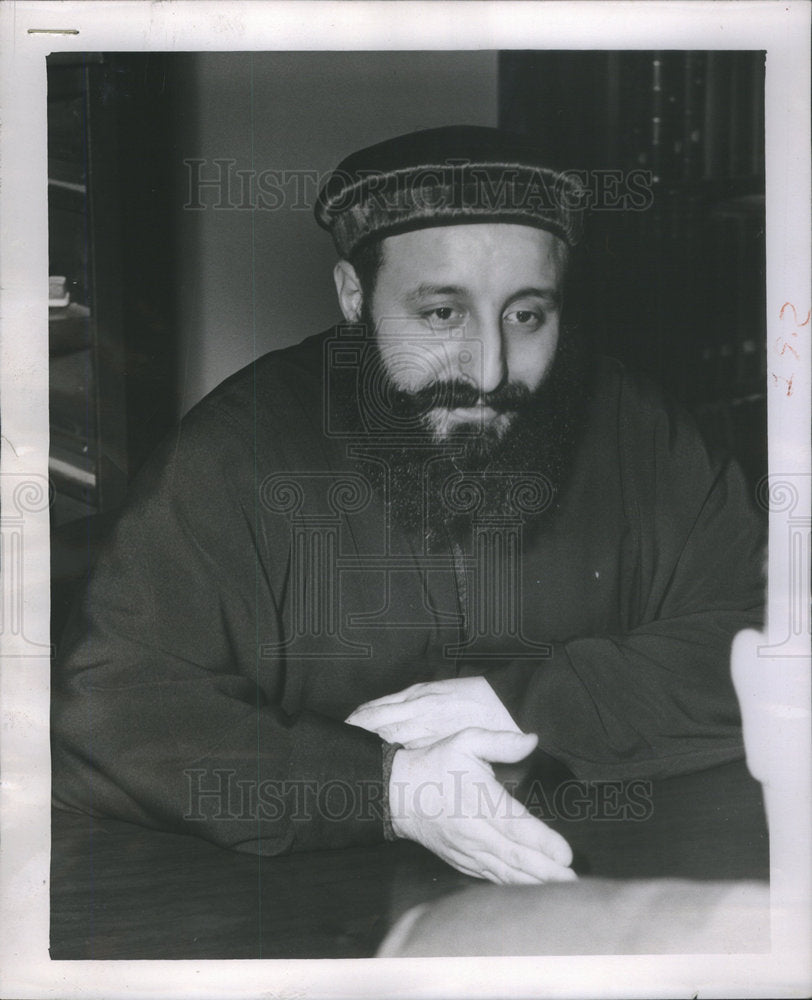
[463,319,507,395]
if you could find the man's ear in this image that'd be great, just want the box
[333,260,364,323]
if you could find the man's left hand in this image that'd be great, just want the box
[345,676,522,746]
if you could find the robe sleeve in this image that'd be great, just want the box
[484,377,766,780]
[51,398,388,854]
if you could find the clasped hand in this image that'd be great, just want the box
[346,678,575,885]
[345,676,522,747]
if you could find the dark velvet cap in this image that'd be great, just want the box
[315,125,584,257]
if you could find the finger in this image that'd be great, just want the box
[349,683,427,714]
[488,837,577,883]
[466,825,577,883]
[375,721,437,745]
[495,809,574,868]
[509,822,573,869]
[345,700,425,730]
[456,728,538,764]
[480,854,577,885]
[464,774,574,868]
[477,861,546,885]
[457,828,576,884]
[345,700,405,724]
[451,779,575,872]
[440,840,534,884]
[468,857,544,885]
[402,734,446,749]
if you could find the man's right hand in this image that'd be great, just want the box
[389,729,576,885]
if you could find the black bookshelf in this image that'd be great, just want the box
[48,53,178,641]
[47,53,178,525]
[499,51,766,488]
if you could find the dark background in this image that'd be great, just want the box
[47,50,766,636]
[500,51,766,482]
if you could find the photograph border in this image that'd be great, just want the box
[1,2,809,998]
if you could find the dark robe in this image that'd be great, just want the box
[51,329,765,854]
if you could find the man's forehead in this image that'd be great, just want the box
[376,223,567,285]
[380,221,566,254]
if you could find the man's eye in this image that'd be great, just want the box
[503,309,543,329]
[424,307,463,325]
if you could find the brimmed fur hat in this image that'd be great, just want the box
[315,125,584,257]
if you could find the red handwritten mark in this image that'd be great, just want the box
[775,337,801,361]
[771,372,794,396]
[772,302,808,395]
[779,302,811,326]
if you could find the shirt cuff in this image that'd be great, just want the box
[381,740,404,842]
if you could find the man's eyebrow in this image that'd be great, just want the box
[507,286,560,306]
[402,283,561,307]
[402,283,468,305]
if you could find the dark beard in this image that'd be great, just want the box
[330,314,592,549]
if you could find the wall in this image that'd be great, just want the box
[173,51,498,413]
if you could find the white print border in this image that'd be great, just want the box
[0,4,809,1000]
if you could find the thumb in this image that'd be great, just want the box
[457,728,539,764]
[730,628,764,705]
[730,628,772,785]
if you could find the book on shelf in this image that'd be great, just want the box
[701,195,766,401]
[681,52,706,181]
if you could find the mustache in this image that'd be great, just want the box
[389,379,533,414]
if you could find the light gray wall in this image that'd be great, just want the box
[174,51,498,413]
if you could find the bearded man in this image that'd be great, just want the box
[51,126,765,886]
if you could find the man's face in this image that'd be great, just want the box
[366,224,566,445]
